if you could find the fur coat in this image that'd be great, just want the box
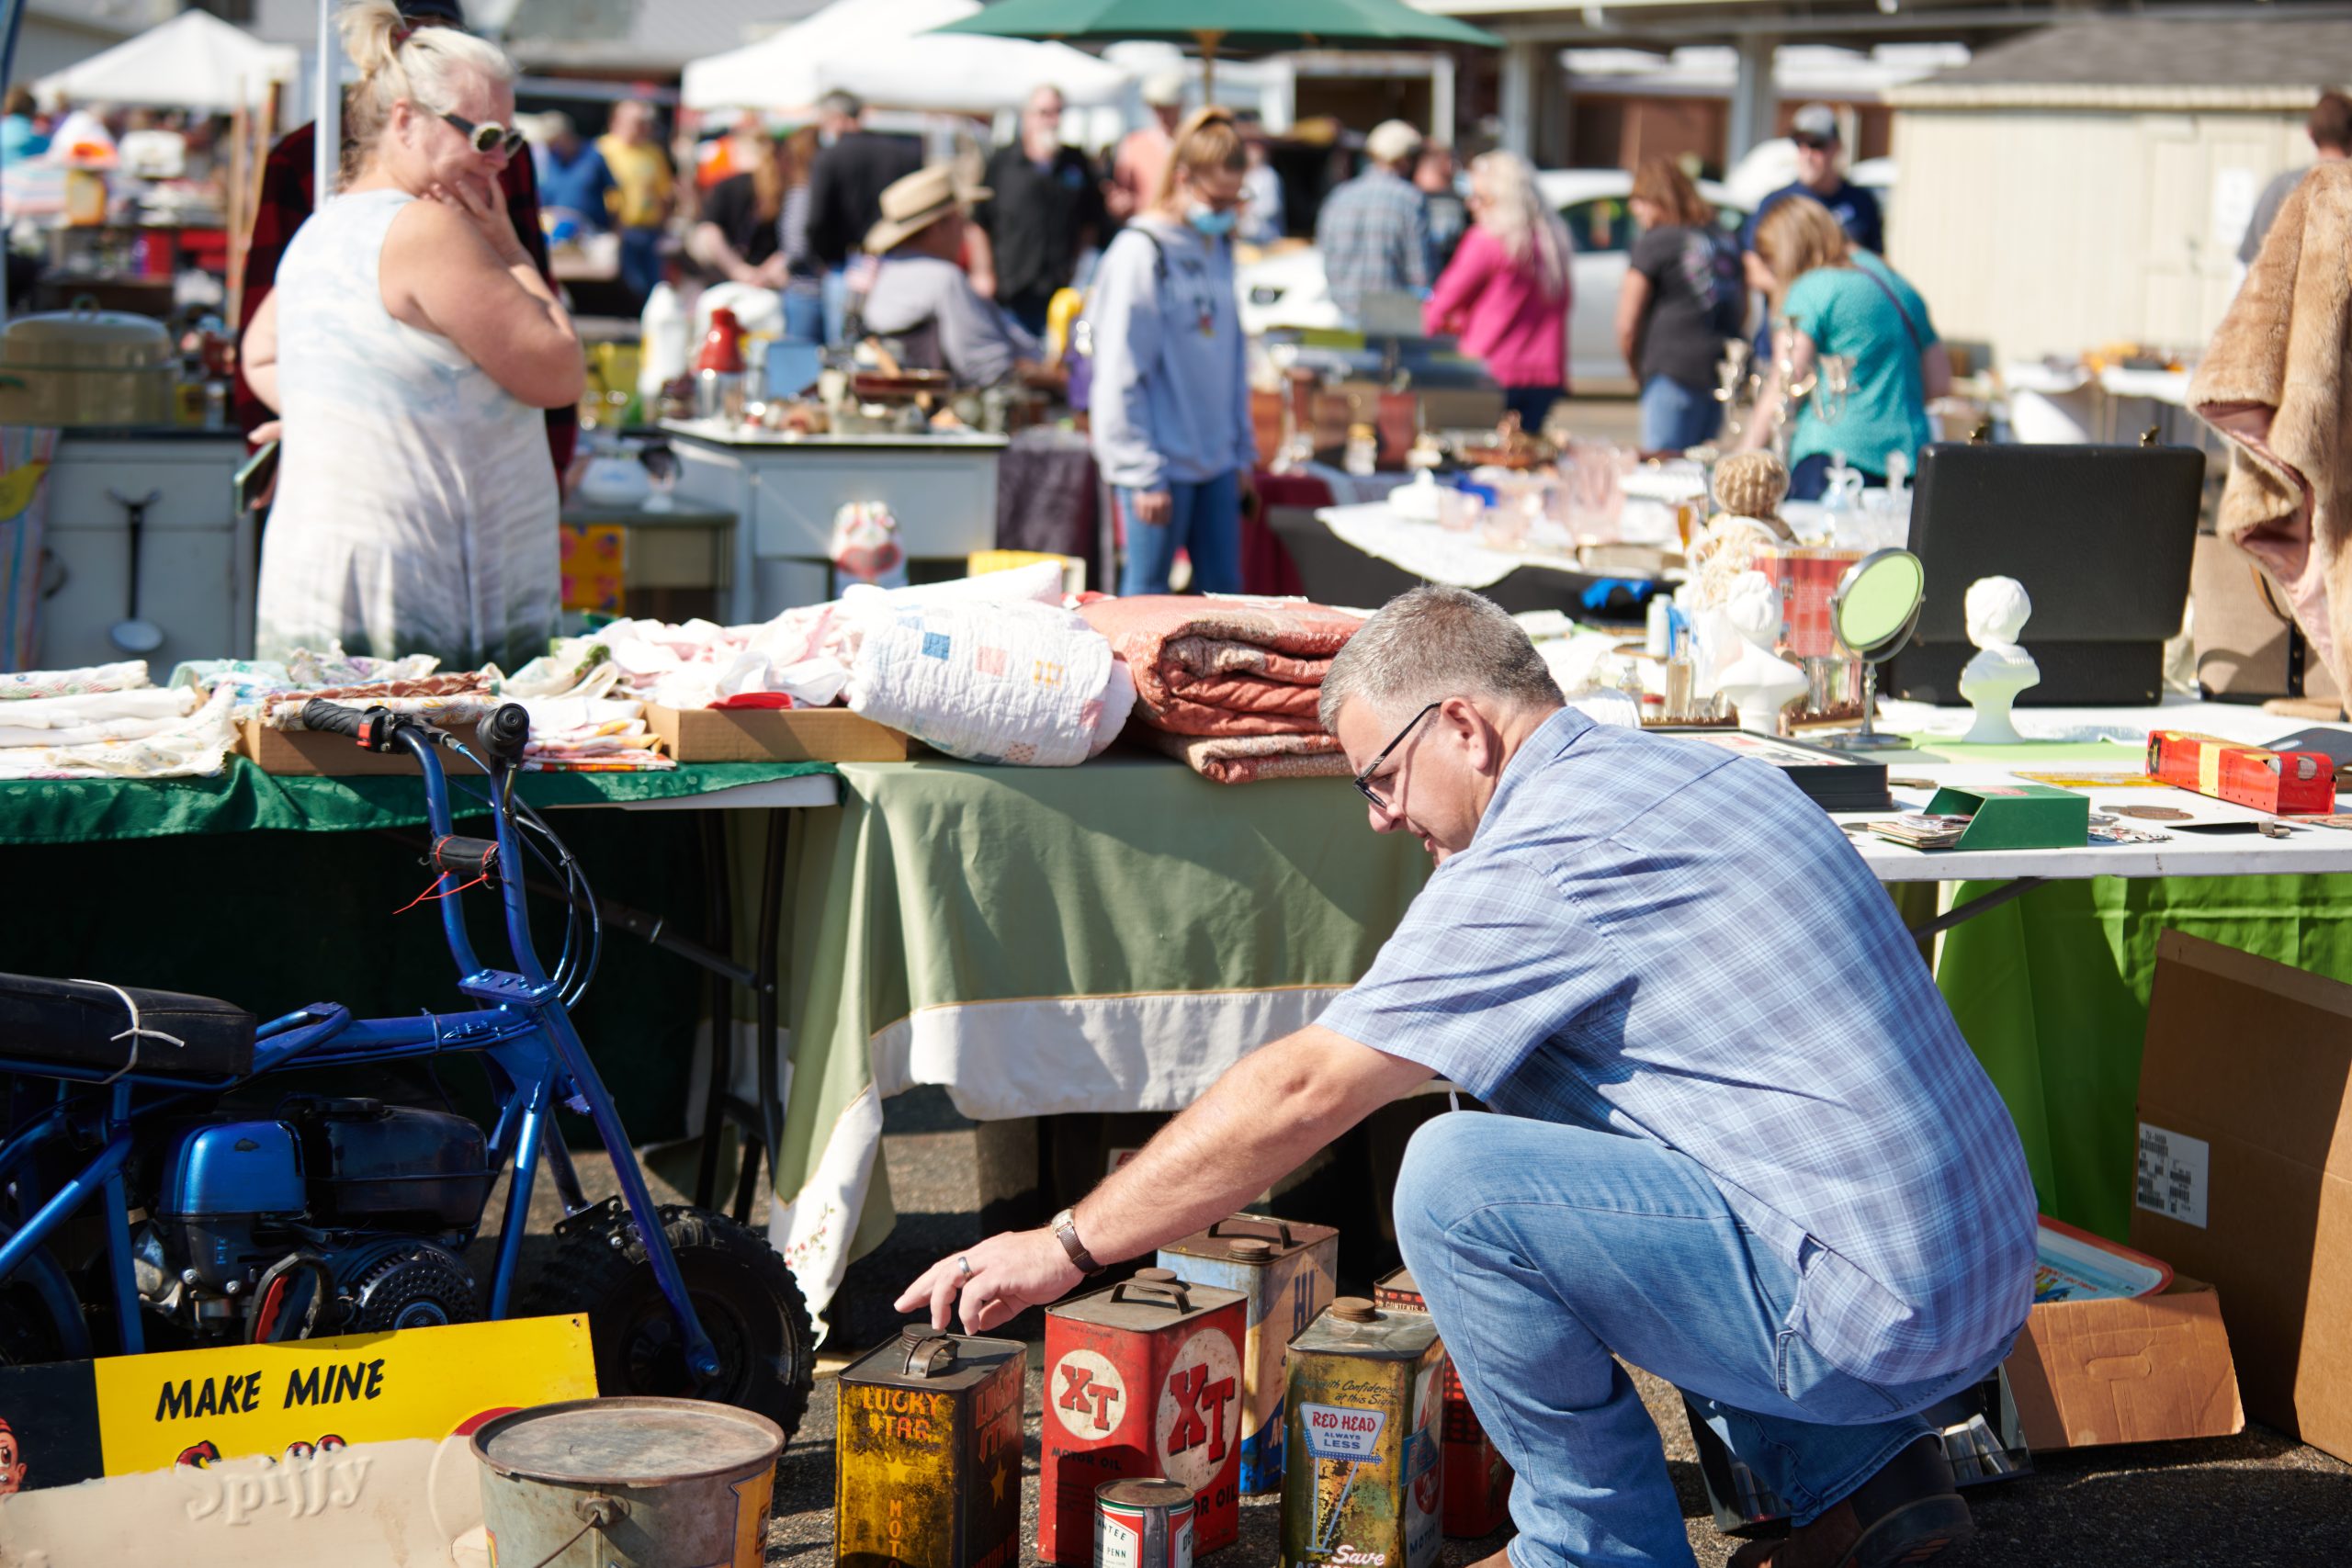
[2191,160,2352,697]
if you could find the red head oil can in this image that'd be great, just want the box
[837,1326,1026,1568]
[1095,1477,1195,1568]
[1373,1267,1512,1538]
[1041,1267,1248,1562]
[1279,1297,1446,1568]
[1158,1215,1339,1495]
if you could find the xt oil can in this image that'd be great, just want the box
[1279,1297,1446,1568]
[1041,1267,1248,1563]
[1158,1214,1339,1495]
[837,1326,1026,1568]
[1373,1266,1513,1538]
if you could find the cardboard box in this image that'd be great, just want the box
[2128,931,2352,1462]
[237,716,477,775]
[2145,729,2336,815]
[2003,1276,2243,1450]
[644,702,918,762]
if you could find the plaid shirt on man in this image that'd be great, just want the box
[233,119,577,476]
[1313,166,1431,325]
[1317,708,2039,1387]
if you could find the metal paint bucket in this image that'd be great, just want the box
[472,1395,784,1568]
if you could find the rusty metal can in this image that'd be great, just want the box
[1372,1267,1513,1539]
[1279,1297,1446,1568]
[1041,1267,1248,1563]
[471,1396,784,1568]
[1158,1213,1338,1495]
[1094,1477,1195,1568]
[836,1325,1026,1568]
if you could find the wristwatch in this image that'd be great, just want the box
[1049,1207,1103,1275]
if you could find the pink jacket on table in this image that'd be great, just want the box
[1421,225,1571,391]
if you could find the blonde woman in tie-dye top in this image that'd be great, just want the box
[241,0,581,671]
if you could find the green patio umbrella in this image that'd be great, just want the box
[931,0,1502,96]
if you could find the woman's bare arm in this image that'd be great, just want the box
[241,289,282,413]
[384,180,583,409]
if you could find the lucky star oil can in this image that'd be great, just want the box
[1041,1268,1248,1563]
[837,1326,1026,1568]
[1373,1266,1513,1538]
[1157,1214,1339,1495]
[1279,1298,1446,1568]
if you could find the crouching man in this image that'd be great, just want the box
[902,585,2035,1568]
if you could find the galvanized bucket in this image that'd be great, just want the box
[472,1395,785,1568]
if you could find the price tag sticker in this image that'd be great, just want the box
[2135,1122,2210,1229]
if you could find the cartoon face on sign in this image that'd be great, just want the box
[1050,1349,1129,1441]
[0,1417,26,1495]
[1155,1328,1241,1493]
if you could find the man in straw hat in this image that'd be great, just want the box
[858,163,1041,389]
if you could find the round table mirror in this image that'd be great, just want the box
[1828,547,1926,750]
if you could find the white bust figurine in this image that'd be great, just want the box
[1959,576,2041,745]
[1716,570,1809,735]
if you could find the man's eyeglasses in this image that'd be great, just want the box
[440,110,526,158]
[1353,700,1442,809]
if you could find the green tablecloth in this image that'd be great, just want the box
[770,753,1431,1322]
[1907,735,2352,1242]
[0,756,833,844]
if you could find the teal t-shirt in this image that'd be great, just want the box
[1780,255,1937,476]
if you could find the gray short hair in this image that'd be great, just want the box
[820,90,863,119]
[1318,586,1563,734]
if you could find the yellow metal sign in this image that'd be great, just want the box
[90,1315,595,1477]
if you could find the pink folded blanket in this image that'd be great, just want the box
[1077,595,1363,738]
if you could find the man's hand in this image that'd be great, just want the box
[897,1226,1084,1334]
[1132,489,1172,526]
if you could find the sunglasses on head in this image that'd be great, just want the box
[439,109,525,157]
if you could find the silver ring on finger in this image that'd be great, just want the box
[956,1255,974,1279]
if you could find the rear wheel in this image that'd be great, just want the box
[520,1199,813,1438]
[0,1283,67,1366]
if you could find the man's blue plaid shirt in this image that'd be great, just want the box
[1319,708,2038,1387]
[1314,167,1431,323]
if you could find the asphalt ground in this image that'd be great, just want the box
[507,1082,2350,1568]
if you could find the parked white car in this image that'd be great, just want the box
[1234,169,1748,391]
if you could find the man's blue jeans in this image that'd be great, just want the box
[1638,375,1724,453]
[1396,1112,2011,1568]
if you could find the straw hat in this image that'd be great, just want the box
[865,163,990,254]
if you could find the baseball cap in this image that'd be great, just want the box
[1366,118,1423,165]
[1791,103,1839,145]
[397,0,468,25]
[1141,70,1186,108]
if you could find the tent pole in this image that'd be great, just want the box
[1197,29,1222,104]
[315,0,338,203]
[0,0,23,335]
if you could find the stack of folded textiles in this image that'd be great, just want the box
[1075,596,1365,784]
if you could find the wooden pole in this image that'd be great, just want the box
[227,97,250,329]
[1197,29,1223,104]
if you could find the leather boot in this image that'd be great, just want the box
[1725,1435,1973,1568]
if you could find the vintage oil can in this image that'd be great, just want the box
[837,1326,1026,1568]
[1095,1477,1195,1568]
[1041,1267,1249,1563]
[1157,1213,1338,1495]
[1373,1266,1513,1538]
[1279,1297,1446,1568]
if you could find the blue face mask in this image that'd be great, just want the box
[1187,203,1237,238]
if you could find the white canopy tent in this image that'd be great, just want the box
[682,0,1131,115]
[35,8,297,113]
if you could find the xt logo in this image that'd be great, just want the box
[1163,1364,1237,1461]
[1048,1349,1128,1440]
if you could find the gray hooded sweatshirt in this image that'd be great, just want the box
[1085,216,1257,492]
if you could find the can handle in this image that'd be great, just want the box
[1109,1277,1192,1312]
[899,1326,958,1377]
[1207,1215,1295,1247]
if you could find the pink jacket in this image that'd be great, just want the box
[1421,225,1570,391]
